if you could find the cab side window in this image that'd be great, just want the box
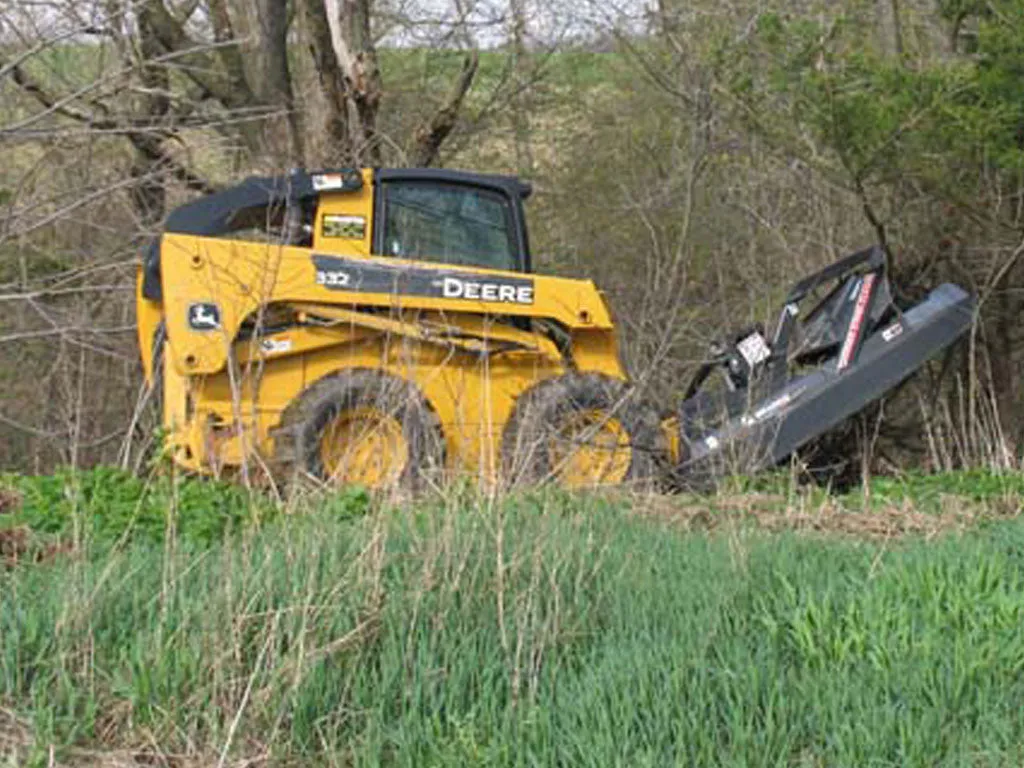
[380,182,518,271]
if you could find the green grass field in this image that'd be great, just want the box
[2,469,1024,766]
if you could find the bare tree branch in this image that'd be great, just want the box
[0,49,217,213]
[409,50,479,167]
[257,0,304,164]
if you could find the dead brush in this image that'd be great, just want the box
[0,487,20,516]
[632,483,1023,541]
[0,526,76,568]
[0,707,33,766]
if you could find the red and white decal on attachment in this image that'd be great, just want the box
[837,273,877,371]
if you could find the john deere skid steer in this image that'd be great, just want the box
[137,167,974,490]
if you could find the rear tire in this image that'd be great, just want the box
[272,369,444,493]
[501,373,665,489]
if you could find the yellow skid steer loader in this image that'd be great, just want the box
[137,167,974,491]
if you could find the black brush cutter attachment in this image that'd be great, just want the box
[676,246,975,481]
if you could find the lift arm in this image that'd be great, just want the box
[158,234,615,375]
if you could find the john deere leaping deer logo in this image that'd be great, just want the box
[187,302,221,331]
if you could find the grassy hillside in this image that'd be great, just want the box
[3,469,1024,765]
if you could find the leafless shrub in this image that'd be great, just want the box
[0,0,1015,482]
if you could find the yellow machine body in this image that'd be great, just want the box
[136,169,637,486]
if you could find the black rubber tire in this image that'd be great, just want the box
[501,373,666,489]
[271,369,444,492]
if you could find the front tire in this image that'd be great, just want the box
[501,373,665,489]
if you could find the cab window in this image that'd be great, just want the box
[379,182,518,271]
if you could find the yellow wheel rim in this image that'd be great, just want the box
[319,406,408,489]
[547,409,632,488]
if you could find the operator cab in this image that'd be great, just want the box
[140,167,534,302]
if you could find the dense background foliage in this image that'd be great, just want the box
[2,0,1023,477]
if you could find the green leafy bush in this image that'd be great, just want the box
[0,467,284,548]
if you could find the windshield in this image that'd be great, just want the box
[380,182,518,271]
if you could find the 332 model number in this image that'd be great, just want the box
[316,269,351,288]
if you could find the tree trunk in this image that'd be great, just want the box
[257,0,304,166]
[299,0,352,163]
[327,0,383,164]
[139,0,265,153]
[130,8,172,225]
